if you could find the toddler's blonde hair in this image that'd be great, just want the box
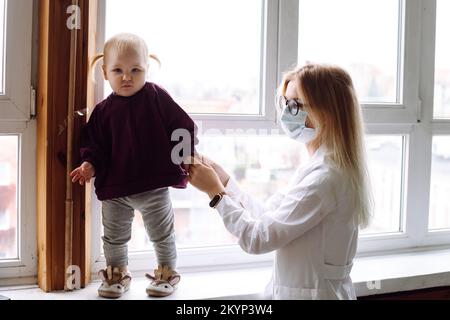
[90,33,160,80]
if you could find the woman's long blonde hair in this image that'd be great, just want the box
[280,64,373,228]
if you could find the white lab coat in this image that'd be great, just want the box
[215,146,359,300]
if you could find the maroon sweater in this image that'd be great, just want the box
[80,82,197,201]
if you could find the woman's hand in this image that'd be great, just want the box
[70,161,95,186]
[188,156,226,199]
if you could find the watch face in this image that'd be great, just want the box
[209,194,222,208]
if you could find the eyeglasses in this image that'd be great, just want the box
[277,95,306,116]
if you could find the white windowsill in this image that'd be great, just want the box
[1,248,450,300]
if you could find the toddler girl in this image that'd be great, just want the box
[71,33,197,299]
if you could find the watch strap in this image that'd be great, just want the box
[209,192,226,208]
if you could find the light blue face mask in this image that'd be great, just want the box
[279,103,317,144]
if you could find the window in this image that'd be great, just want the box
[121,134,404,249]
[0,0,35,283]
[429,0,450,235]
[0,0,33,121]
[434,0,450,119]
[94,0,275,270]
[92,0,450,273]
[362,135,404,235]
[429,136,450,230]
[104,0,263,115]
[0,135,18,259]
[125,136,308,252]
[298,0,401,103]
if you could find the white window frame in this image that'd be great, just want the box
[91,0,450,276]
[0,0,34,121]
[0,124,36,282]
[0,0,36,284]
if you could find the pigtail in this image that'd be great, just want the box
[89,53,104,83]
[149,54,161,68]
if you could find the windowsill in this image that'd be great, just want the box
[1,248,450,300]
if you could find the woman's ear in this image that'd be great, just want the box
[305,116,315,129]
[102,64,108,80]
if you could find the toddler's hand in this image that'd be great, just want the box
[70,161,96,186]
[181,162,190,173]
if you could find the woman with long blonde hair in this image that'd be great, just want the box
[188,64,373,300]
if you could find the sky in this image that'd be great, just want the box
[103,0,421,106]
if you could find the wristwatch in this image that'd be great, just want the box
[209,192,226,209]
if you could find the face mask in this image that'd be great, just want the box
[279,105,317,144]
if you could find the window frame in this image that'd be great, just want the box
[0,124,37,281]
[90,0,450,276]
[0,0,36,283]
[0,0,34,121]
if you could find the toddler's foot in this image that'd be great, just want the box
[145,265,180,297]
[98,266,132,299]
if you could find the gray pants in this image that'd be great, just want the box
[101,187,177,268]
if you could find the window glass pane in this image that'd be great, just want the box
[361,136,403,234]
[125,135,308,252]
[122,135,404,252]
[298,0,400,103]
[0,135,18,259]
[0,0,6,94]
[429,136,450,230]
[104,0,262,115]
[434,0,450,118]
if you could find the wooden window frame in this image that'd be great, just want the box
[36,0,97,291]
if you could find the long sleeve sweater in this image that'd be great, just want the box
[80,82,197,201]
